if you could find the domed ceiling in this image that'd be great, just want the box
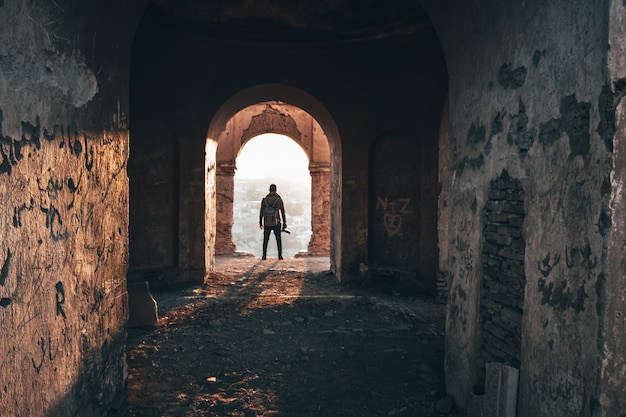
[144,0,433,43]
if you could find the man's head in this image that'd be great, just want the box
[269,184,277,192]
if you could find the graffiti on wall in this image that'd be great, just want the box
[376,196,412,237]
[0,115,127,384]
[536,243,597,313]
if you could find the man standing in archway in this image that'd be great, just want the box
[260,184,287,260]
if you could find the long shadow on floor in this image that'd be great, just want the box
[125,257,451,417]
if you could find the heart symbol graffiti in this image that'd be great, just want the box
[383,213,402,237]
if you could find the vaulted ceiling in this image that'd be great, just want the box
[144,0,433,43]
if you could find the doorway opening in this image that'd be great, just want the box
[213,100,332,264]
[233,133,312,258]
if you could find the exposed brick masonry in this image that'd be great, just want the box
[479,170,526,382]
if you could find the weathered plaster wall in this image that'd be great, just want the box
[0,1,141,415]
[128,121,179,275]
[215,163,237,255]
[369,131,435,291]
[602,1,626,415]
[437,99,451,297]
[423,0,612,415]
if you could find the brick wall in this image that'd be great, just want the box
[478,170,525,385]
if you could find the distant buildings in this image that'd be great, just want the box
[233,176,312,257]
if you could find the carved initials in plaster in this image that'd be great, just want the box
[377,197,412,237]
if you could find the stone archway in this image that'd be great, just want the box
[215,102,331,257]
[205,83,342,279]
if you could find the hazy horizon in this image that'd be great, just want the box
[235,133,310,181]
[232,133,312,257]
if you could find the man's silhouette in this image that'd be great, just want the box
[259,184,287,260]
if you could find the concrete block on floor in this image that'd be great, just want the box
[128,281,158,328]
[469,362,519,417]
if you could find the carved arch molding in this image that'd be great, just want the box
[241,104,302,144]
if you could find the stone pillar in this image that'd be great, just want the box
[178,136,206,282]
[307,163,331,255]
[216,162,237,254]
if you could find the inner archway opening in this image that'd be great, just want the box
[213,99,332,263]
[233,134,312,258]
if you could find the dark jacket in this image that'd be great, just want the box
[259,192,286,227]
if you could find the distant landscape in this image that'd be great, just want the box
[233,175,312,258]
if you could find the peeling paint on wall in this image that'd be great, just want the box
[507,100,535,158]
[0,50,97,107]
[467,119,486,149]
[597,79,626,152]
[559,95,591,159]
[498,63,527,89]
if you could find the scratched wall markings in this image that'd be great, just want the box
[376,196,412,237]
[536,243,596,313]
[0,248,12,308]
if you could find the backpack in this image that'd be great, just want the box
[263,196,281,226]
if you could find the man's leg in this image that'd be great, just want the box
[262,227,271,259]
[275,225,283,259]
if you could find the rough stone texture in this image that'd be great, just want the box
[307,162,331,255]
[422,0,614,415]
[0,1,141,415]
[603,1,626,415]
[603,96,626,416]
[126,256,448,417]
[215,163,237,255]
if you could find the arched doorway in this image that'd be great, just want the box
[214,102,331,259]
[205,84,342,279]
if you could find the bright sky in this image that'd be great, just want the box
[235,133,310,180]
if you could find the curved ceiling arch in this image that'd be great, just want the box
[207,83,342,157]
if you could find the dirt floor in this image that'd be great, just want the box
[124,256,457,417]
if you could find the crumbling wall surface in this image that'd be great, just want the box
[423,0,611,415]
[0,1,139,416]
[602,1,626,415]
